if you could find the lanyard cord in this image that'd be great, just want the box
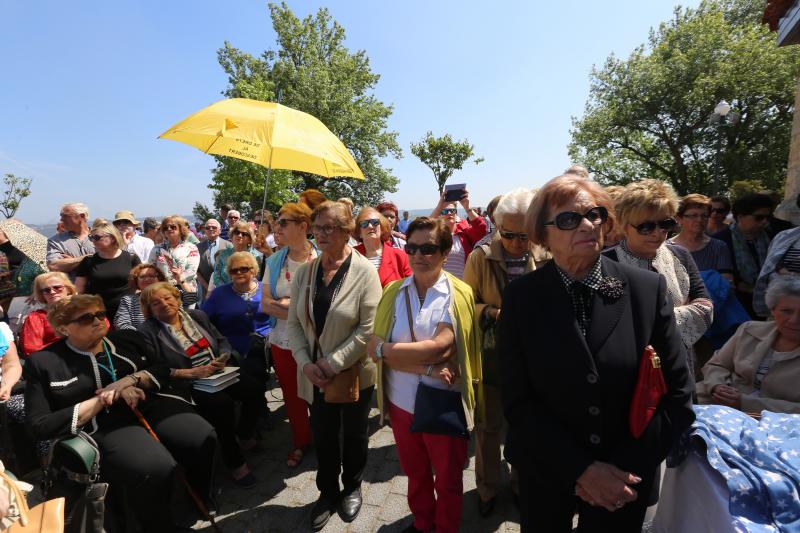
[96,340,118,382]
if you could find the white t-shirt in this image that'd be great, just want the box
[386,272,454,414]
[265,256,308,349]
[128,234,155,263]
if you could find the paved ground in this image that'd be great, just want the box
[192,380,522,533]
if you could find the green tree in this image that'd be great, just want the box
[569,0,800,196]
[208,2,401,213]
[410,132,483,195]
[0,173,32,219]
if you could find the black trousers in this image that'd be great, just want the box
[309,385,374,499]
[518,466,657,533]
[94,397,216,532]
[193,372,264,469]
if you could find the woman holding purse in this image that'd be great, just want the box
[286,201,382,531]
[367,216,482,533]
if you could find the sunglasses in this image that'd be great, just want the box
[41,285,65,294]
[276,218,298,227]
[681,213,709,220]
[404,243,440,256]
[68,310,107,326]
[440,208,457,216]
[163,224,179,231]
[205,225,220,231]
[312,224,339,235]
[227,215,240,220]
[500,230,529,241]
[231,230,250,237]
[359,219,380,229]
[544,206,608,230]
[750,214,770,222]
[711,207,729,215]
[88,234,109,242]
[631,218,678,235]
[229,267,252,275]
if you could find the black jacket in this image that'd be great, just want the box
[137,309,233,403]
[24,330,169,439]
[499,256,695,492]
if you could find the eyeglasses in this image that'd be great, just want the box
[276,218,298,227]
[311,224,339,235]
[681,213,709,221]
[711,207,729,215]
[359,219,380,229]
[113,220,132,226]
[88,234,108,242]
[440,208,457,216]
[404,243,440,256]
[68,310,107,326]
[544,206,608,230]
[163,224,179,231]
[205,225,220,231]
[231,230,250,237]
[41,285,65,294]
[750,214,770,222]
[631,218,678,235]
[137,274,158,280]
[229,267,252,275]
[227,215,240,220]
[499,230,529,241]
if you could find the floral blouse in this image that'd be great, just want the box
[148,241,200,292]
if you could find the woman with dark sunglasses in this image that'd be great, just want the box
[20,272,78,356]
[147,215,201,307]
[261,202,318,468]
[712,193,776,317]
[430,189,487,279]
[707,195,731,235]
[605,179,712,379]
[500,174,694,532]
[75,221,141,320]
[24,294,217,531]
[210,221,263,292]
[354,207,411,287]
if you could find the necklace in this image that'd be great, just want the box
[285,243,315,284]
[233,282,258,299]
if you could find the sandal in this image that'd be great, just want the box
[287,448,304,468]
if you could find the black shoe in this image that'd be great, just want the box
[311,495,337,531]
[337,487,362,523]
[478,496,496,517]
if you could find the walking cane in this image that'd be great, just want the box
[130,406,223,533]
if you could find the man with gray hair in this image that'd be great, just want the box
[46,202,94,278]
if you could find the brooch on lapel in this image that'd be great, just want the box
[597,276,625,300]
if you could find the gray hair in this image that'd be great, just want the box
[765,276,800,310]
[62,202,89,218]
[494,188,536,227]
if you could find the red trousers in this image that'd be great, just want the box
[271,345,312,449]
[388,401,468,533]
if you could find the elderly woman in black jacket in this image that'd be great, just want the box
[499,175,695,532]
[24,294,216,532]
[137,282,266,489]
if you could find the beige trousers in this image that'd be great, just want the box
[475,384,518,500]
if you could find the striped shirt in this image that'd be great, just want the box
[668,237,733,273]
[443,234,466,279]
[779,243,800,273]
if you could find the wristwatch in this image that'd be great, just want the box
[375,342,384,360]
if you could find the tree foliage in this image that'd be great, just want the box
[206,2,401,215]
[569,0,800,196]
[0,173,32,219]
[410,132,482,194]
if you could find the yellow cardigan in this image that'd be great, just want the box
[372,272,484,429]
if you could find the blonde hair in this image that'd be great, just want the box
[48,294,104,331]
[226,251,259,275]
[91,220,125,250]
[161,215,190,239]
[139,282,181,319]
[33,272,76,304]
[229,220,255,243]
[614,179,678,227]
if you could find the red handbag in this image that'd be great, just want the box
[628,345,668,438]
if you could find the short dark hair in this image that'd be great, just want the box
[220,203,233,212]
[405,217,453,254]
[732,193,774,218]
[710,195,731,212]
[143,217,159,231]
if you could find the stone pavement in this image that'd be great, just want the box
[192,380,521,533]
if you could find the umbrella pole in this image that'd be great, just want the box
[259,166,272,225]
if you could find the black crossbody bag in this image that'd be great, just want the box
[405,286,469,439]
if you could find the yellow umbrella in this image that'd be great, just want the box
[159,98,364,213]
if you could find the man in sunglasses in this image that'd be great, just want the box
[113,210,153,263]
[46,202,95,280]
[196,219,232,301]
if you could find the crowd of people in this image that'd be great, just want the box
[0,168,798,532]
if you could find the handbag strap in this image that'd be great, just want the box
[403,286,417,343]
[0,468,30,523]
[303,260,322,362]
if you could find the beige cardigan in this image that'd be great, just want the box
[286,250,383,404]
[697,320,800,414]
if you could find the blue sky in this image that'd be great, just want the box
[0,0,701,224]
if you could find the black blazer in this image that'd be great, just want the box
[137,309,233,402]
[196,238,232,284]
[23,330,170,439]
[499,256,695,492]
